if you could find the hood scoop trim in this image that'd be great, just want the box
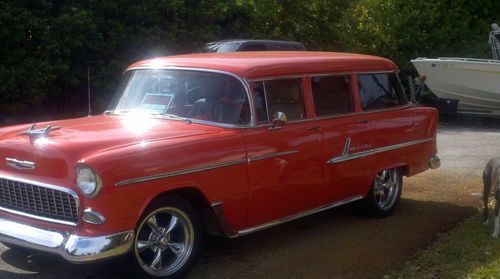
[6,158,36,170]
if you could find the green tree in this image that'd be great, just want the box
[339,0,500,74]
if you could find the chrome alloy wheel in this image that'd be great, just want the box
[134,207,195,277]
[373,169,400,210]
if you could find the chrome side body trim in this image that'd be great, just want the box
[327,138,433,165]
[210,201,238,238]
[6,158,36,170]
[115,159,248,186]
[238,195,363,236]
[0,217,133,263]
[0,175,80,226]
[125,66,256,127]
[248,150,299,162]
[116,150,300,186]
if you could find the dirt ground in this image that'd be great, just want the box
[1,117,499,279]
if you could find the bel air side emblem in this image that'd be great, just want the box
[6,158,36,170]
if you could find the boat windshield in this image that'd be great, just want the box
[108,69,250,125]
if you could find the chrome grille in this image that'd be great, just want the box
[0,178,78,224]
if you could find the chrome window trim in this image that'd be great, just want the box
[0,175,80,226]
[249,104,413,128]
[327,137,433,164]
[115,159,248,186]
[124,66,256,127]
[248,70,407,125]
[262,81,270,123]
[238,195,363,236]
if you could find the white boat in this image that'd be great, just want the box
[411,24,500,116]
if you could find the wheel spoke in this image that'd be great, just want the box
[137,240,155,253]
[379,191,386,201]
[167,242,185,255]
[378,170,387,180]
[147,215,160,234]
[166,216,179,234]
[151,248,163,269]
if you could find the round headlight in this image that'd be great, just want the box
[75,164,102,197]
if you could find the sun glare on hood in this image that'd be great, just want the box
[120,112,157,135]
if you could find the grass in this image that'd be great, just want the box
[388,212,500,278]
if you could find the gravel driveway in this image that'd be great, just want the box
[1,118,499,278]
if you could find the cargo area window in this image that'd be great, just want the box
[311,75,354,116]
[252,79,306,123]
[357,73,406,110]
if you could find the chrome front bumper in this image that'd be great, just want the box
[0,217,134,263]
[429,155,441,169]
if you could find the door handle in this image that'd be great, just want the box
[306,126,321,131]
[355,119,369,124]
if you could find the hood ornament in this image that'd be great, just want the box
[17,123,61,136]
[17,123,61,142]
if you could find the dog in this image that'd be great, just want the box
[483,157,500,237]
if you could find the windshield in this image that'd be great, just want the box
[108,69,250,125]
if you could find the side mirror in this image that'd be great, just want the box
[269,111,287,131]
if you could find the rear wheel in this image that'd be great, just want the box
[132,196,203,278]
[364,168,402,218]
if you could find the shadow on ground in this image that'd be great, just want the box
[0,198,476,279]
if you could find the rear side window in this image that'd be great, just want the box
[311,75,354,116]
[357,73,407,110]
[252,79,306,123]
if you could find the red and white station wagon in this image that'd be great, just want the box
[0,52,440,278]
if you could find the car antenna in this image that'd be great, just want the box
[87,66,91,116]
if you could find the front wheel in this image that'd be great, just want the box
[132,196,203,278]
[364,168,402,218]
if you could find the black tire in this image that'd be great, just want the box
[363,168,403,218]
[131,195,203,279]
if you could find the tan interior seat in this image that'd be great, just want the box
[314,77,353,116]
[266,80,305,121]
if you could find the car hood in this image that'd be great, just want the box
[0,114,222,180]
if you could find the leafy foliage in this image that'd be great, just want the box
[0,0,499,123]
